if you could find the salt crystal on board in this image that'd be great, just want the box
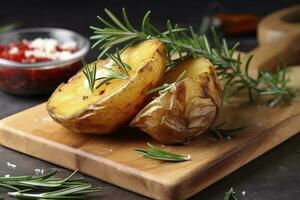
[34,168,45,175]
[186,154,192,160]
[7,162,16,168]
[42,117,52,122]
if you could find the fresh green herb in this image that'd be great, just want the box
[135,143,191,162]
[0,23,18,34]
[90,8,188,67]
[0,170,101,199]
[90,8,295,105]
[224,187,238,200]
[147,70,186,95]
[82,50,131,93]
[82,59,97,93]
[209,122,244,140]
[8,185,100,199]
[96,50,131,89]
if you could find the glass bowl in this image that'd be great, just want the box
[0,27,90,95]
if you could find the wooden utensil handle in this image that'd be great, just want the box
[248,5,300,71]
[248,35,300,71]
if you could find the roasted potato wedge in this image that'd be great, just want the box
[130,57,223,144]
[47,39,166,134]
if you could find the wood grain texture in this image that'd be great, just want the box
[0,67,300,200]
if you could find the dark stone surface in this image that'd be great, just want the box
[0,0,300,199]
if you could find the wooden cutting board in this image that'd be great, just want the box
[0,66,300,200]
[1,5,300,200]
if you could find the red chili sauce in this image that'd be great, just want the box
[0,39,81,95]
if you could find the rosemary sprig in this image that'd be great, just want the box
[0,170,101,199]
[90,9,295,105]
[8,185,100,199]
[209,122,244,140]
[82,59,96,92]
[96,50,131,88]
[0,23,18,34]
[147,70,186,95]
[82,50,131,92]
[135,143,191,162]
[224,187,238,200]
[90,8,187,66]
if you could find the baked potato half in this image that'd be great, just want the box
[47,39,166,134]
[130,57,223,144]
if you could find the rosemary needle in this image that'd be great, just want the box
[224,187,238,200]
[135,143,191,162]
[0,170,101,199]
[82,50,131,93]
[147,70,186,95]
[90,8,295,105]
[209,122,244,140]
[8,185,101,199]
[82,59,96,93]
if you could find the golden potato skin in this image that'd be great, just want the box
[130,57,222,144]
[47,39,166,134]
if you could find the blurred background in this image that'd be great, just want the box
[1,0,299,58]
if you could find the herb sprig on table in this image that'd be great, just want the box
[0,169,101,199]
[224,187,238,200]
[90,8,294,106]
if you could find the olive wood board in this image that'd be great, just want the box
[0,67,300,200]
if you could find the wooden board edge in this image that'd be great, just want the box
[0,121,172,200]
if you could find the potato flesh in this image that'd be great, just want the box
[130,57,223,144]
[47,39,166,134]
[49,40,160,117]
[164,58,211,83]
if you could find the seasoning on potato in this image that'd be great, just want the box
[47,39,166,134]
[130,57,223,144]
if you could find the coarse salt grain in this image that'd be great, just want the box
[25,38,76,61]
[35,168,44,174]
[60,41,76,50]
[42,117,52,122]
[29,38,58,53]
[7,162,16,168]
[186,154,192,160]
[9,47,19,54]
